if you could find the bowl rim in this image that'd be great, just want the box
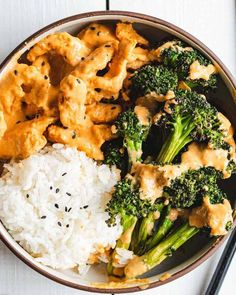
[0,10,235,294]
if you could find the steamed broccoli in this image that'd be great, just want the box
[155,90,228,164]
[131,64,178,97]
[158,40,217,91]
[114,109,151,167]
[125,221,199,279]
[164,167,226,208]
[106,178,159,275]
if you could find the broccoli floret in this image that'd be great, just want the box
[164,167,226,208]
[159,40,217,91]
[106,178,157,227]
[114,109,151,167]
[155,90,228,164]
[103,139,128,176]
[226,159,236,175]
[131,64,178,97]
[106,178,159,276]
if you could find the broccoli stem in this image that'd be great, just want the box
[125,222,199,278]
[144,207,174,253]
[135,204,164,254]
[147,223,199,266]
[126,139,142,168]
[156,115,194,164]
[107,215,137,276]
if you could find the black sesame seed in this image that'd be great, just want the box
[26,194,29,198]
[81,57,85,61]
[84,115,86,120]
[66,192,71,196]
[72,131,76,139]
[95,88,101,93]
[41,61,45,66]
[90,26,96,30]
[68,207,72,212]
[62,172,67,176]
[111,106,116,110]
[97,31,101,36]
[66,224,70,228]
[83,205,89,209]
[50,186,53,190]
[105,45,111,48]
[44,75,48,80]
[55,203,59,209]
[16,120,21,124]
[55,188,60,193]
[65,206,68,212]
[76,78,81,84]
[14,70,18,75]
[41,216,46,219]
[58,222,62,227]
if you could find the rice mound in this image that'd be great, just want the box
[0,144,122,272]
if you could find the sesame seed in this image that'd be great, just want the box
[50,186,53,190]
[44,75,48,80]
[62,172,67,176]
[41,216,46,219]
[111,106,116,110]
[76,78,81,84]
[97,31,101,36]
[66,224,70,228]
[105,44,111,48]
[68,207,72,212]
[65,206,68,212]
[72,131,76,139]
[58,222,62,227]
[41,61,45,66]
[90,26,96,30]
[83,205,89,209]
[55,188,60,193]
[66,192,71,196]
[95,88,101,93]
[81,57,85,61]
[55,204,59,209]
[16,120,21,124]
[26,194,29,198]
[14,70,18,75]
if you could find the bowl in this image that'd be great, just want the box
[0,10,235,294]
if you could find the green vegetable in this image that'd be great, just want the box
[114,109,151,167]
[156,90,228,164]
[131,64,178,97]
[159,40,217,91]
[125,222,199,278]
[164,167,226,208]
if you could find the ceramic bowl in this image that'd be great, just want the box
[0,10,235,293]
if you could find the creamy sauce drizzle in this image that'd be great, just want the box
[189,196,233,235]
[188,60,217,81]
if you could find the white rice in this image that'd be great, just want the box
[0,144,122,273]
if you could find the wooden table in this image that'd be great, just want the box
[0,1,235,294]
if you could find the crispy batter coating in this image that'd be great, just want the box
[59,75,87,129]
[78,23,118,48]
[47,121,113,160]
[27,32,91,66]
[0,117,55,159]
[116,23,149,45]
[86,103,122,124]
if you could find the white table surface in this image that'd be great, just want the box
[0,1,235,294]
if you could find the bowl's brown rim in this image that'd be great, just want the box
[0,10,235,294]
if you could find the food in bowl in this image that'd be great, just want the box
[0,21,235,282]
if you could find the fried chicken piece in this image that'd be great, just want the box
[0,117,55,159]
